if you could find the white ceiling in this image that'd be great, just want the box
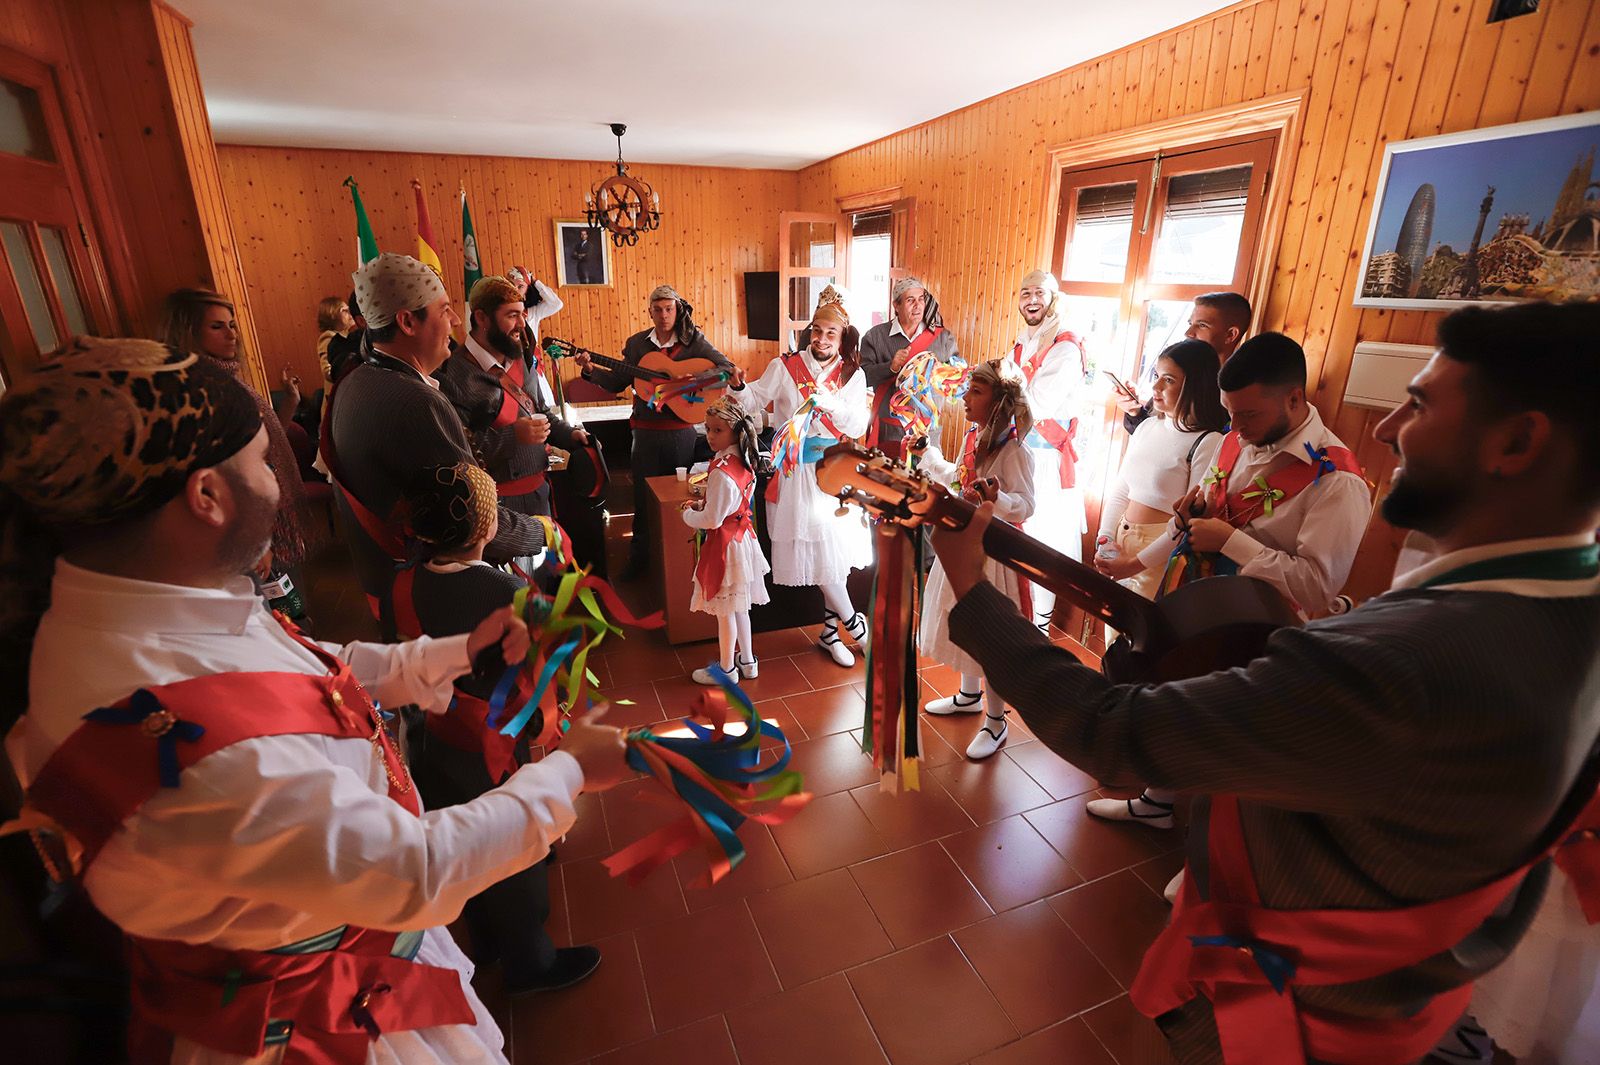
[186,0,1233,171]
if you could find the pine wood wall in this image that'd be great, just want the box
[214,145,799,389]
[798,0,1598,597]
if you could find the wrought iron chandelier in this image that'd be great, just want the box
[584,123,661,247]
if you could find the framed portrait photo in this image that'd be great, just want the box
[1354,111,1600,310]
[554,220,612,287]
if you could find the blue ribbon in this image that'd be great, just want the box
[1303,442,1338,484]
[1188,934,1297,994]
[84,689,206,788]
[497,632,583,738]
[800,433,836,465]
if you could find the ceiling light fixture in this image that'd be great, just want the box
[584,123,661,247]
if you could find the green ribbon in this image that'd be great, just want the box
[1241,475,1285,517]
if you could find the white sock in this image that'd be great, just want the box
[1144,786,1176,805]
[819,581,855,622]
[734,611,753,664]
[1032,585,1056,626]
[716,614,737,672]
[960,672,982,697]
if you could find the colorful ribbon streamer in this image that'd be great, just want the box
[486,568,664,750]
[889,352,969,443]
[769,396,819,484]
[647,368,733,412]
[861,524,922,792]
[603,671,812,887]
[1155,530,1240,599]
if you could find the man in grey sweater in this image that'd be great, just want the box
[857,277,961,459]
[934,301,1600,1065]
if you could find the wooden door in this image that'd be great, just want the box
[777,211,847,351]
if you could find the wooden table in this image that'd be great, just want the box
[645,473,718,645]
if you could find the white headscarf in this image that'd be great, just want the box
[352,253,447,329]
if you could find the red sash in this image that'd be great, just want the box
[870,326,942,449]
[24,618,475,1062]
[1132,779,1600,1065]
[1013,331,1084,489]
[390,567,524,782]
[485,359,550,498]
[781,352,846,440]
[1208,431,1364,529]
[321,385,406,562]
[694,455,757,599]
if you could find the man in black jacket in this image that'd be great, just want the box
[574,284,735,579]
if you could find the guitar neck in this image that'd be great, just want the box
[545,339,670,382]
[932,495,1164,645]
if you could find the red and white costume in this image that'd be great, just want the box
[683,448,771,615]
[1011,320,1088,566]
[7,560,585,1064]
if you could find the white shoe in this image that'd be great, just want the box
[925,690,983,715]
[737,657,759,680]
[966,717,1007,760]
[1163,869,1185,905]
[1430,1014,1491,1063]
[1034,609,1053,635]
[1085,791,1175,830]
[819,614,855,668]
[691,663,735,686]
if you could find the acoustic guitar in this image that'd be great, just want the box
[543,337,730,424]
[814,441,1300,683]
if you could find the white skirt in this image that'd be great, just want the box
[691,535,772,615]
[1024,448,1086,561]
[920,555,1030,677]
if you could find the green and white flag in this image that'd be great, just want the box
[461,185,482,296]
[343,176,380,266]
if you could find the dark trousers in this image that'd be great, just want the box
[627,425,698,570]
[410,729,557,978]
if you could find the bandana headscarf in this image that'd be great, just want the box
[648,283,700,346]
[0,337,262,527]
[705,393,750,426]
[405,463,499,556]
[892,276,944,330]
[353,252,448,329]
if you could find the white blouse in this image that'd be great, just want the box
[1097,415,1224,569]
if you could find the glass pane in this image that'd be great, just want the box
[1,221,59,352]
[787,275,836,323]
[849,233,891,330]
[0,77,54,161]
[1063,182,1136,282]
[1134,299,1193,387]
[1149,165,1251,285]
[39,227,88,335]
[788,221,835,269]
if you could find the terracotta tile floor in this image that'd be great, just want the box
[300,519,1185,1065]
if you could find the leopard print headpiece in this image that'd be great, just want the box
[405,463,498,554]
[0,337,263,527]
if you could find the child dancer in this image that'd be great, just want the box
[913,360,1035,759]
[681,395,771,684]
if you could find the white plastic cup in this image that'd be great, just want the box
[675,466,688,481]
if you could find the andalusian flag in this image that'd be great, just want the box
[343,176,379,266]
[461,184,482,295]
[410,179,443,280]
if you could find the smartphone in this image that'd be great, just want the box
[1102,370,1136,398]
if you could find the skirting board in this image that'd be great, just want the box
[1342,342,1434,411]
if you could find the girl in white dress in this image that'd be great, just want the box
[737,289,873,668]
[681,395,771,684]
[913,360,1036,760]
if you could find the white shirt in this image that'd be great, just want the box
[889,318,925,343]
[1206,406,1373,613]
[1098,415,1225,569]
[9,560,585,1064]
[1012,316,1084,432]
[740,348,870,438]
[1390,532,1600,598]
[681,448,749,531]
[524,280,563,347]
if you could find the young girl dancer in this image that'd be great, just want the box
[913,360,1036,760]
[681,395,771,684]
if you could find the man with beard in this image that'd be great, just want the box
[436,275,589,521]
[1010,270,1088,632]
[574,284,735,580]
[1084,332,1371,839]
[930,301,1600,1064]
[0,338,628,1063]
[737,287,872,666]
[328,253,546,637]
[858,276,962,460]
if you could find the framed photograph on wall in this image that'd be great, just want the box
[553,220,612,287]
[1354,111,1600,310]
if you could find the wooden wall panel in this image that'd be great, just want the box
[216,145,798,390]
[796,0,1597,598]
